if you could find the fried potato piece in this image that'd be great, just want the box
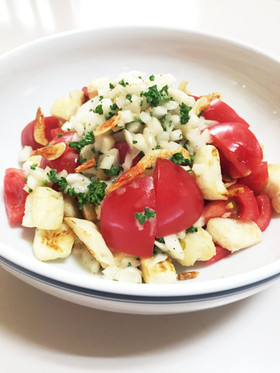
[140,255,177,284]
[81,203,97,223]
[50,97,80,121]
[206,218,262,252]
[63,194,81,218]
[64,217,114,268]
[33,142,66,160]
[263,164,280,213]
[192,145,228,200]
[106,146,190,194]
[33,222,76,261]
[88,77,109,99]
[178,227,216,266]
[22,187,64,230]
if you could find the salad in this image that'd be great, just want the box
[3,71,280,284]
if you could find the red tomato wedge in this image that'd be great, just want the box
[208,122,263,178]
[202,200,233,224]
[206,245,230,264]
[238,161,268,195]
[40,131,80,173]
[4,168,28,224]
[154,159,204,237]
[229,184,259,222]
[101,176,157,257]
[255,194,273,232]
[21,116,60,150]
[202,98,249,127]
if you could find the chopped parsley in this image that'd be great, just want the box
[171,152,194,166]
[57,133,63,137]
[132,140,138,144]
[155,237,165,244]
[109,83,115,89]
[134,207,156,225]
[118,79,129,87]
[141,85,170,107]
[149,75,155,81]
[69,131,95,152]
[180,102,192,124]
[30,163,37,170]
[103,163,121,176]
[46,169,106,209]
[126,94,132,102]
[185,226,198,234]
[94,104,103,115]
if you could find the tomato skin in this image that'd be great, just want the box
[255,194,273,231]
[101,176,156,257]
[114,142,142,166]
[40,131,80,173]
[154,159,204,237]
[202,98,249,127]
[4,168,28,224]
[21,116,60,150]
[206,245,230,264]
[229,184,259,222]
[208,122,263,178]
[238,161,268,195]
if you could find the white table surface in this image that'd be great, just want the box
[1,0,280,372]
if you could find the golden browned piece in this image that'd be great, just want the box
[75,157,96,173]
[106,146,190,194]
[34,107,48,146]
[33,142,66,160]
[94,114,121,136]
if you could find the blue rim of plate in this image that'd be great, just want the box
[1,255,280,304]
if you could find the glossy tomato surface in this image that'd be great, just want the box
[4,168,28,224]
[255,194,273,231]
[229,184,259,222]
[154,159,204,237]
[238,161,268,195]
[202,98,249,127]
[101,176,156,257]
[208,122,263,178]
[21,116,60,150]
[40,131,80,173]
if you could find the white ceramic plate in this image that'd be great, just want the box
[1,27,280,315]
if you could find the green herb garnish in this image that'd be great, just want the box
[185,226,198,234]
[180,102,192,124]
[134,207,156,225]
[69,131,95,152]
[103,163,121,176]
[94,104,103,115]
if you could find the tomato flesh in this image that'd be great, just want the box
[229,184,259,222]
[40,131,80,173]
[202,200,232,224]
[21,116,60,150]
[4,168,28,224]
[208,122,263,178]
[154,159,204,237]
[206,245,230,264]
[255,194,273,232]
[101,176,156,257]
[202,98,249,127]
[238,161,268,195]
